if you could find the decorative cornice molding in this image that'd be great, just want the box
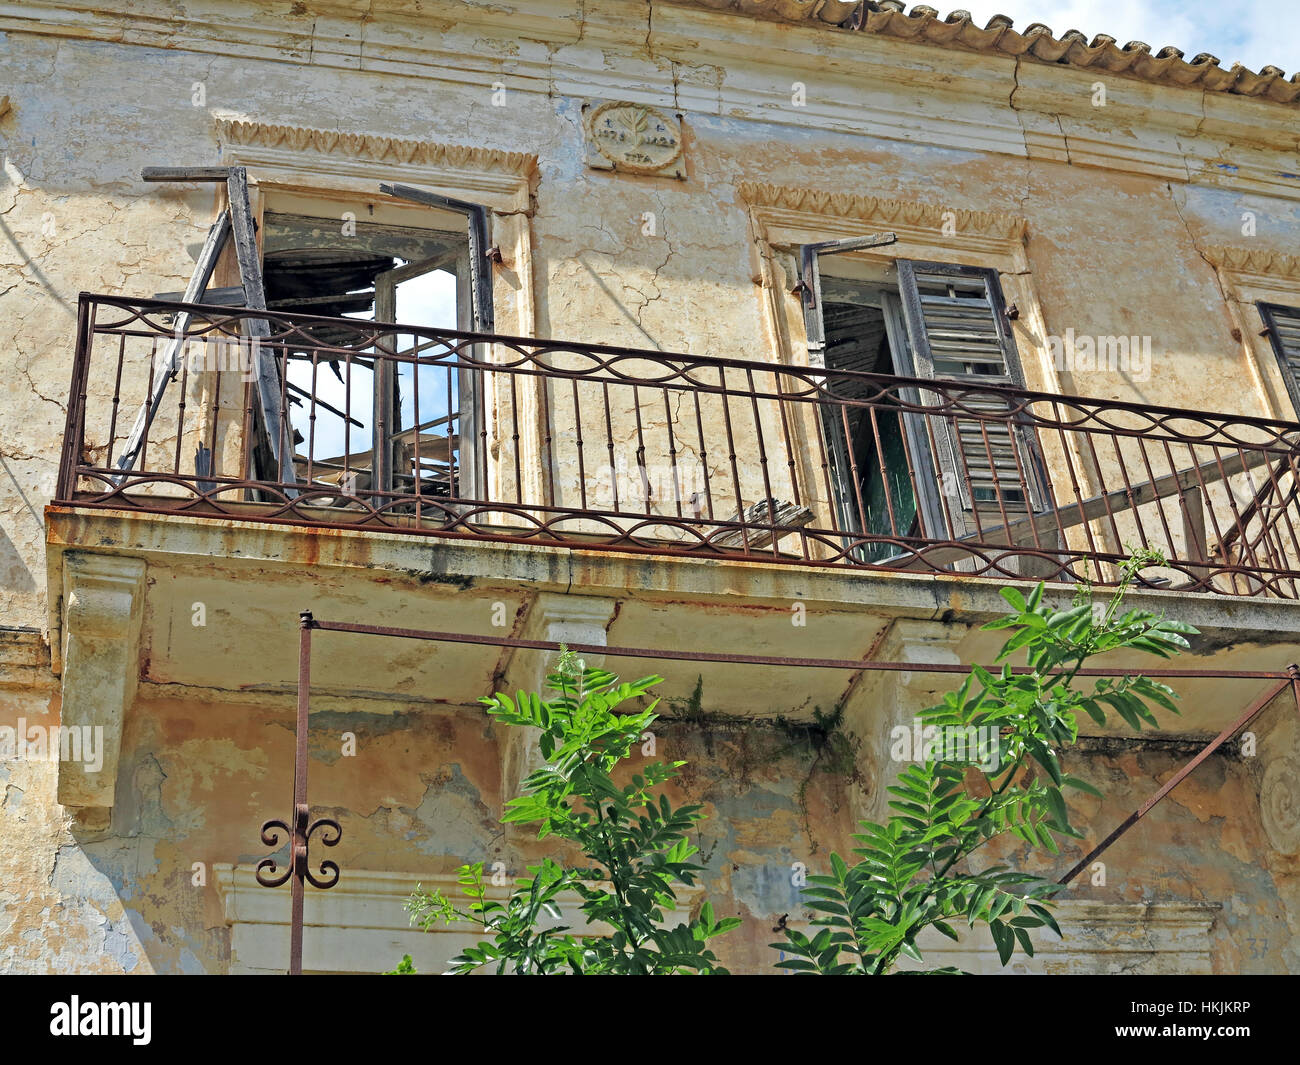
[213,117,539,212]
[0,628,53,693]
[215,864,703,930]
[738,180,1028,244]
[782,899,1221,973]
[215,864,705,972]
[4,5,1298,202]
[1203,244,1300,284]
[673,2,1300,106]
[215,118,537,179]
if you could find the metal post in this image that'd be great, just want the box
[255,609,340,976]
[1057,667,1298,885]
[288,610,312,975]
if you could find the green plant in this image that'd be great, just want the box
[773,552,1197,974]
[402,650,740,974]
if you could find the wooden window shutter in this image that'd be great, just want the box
[895,260,1048,521]
[377,182,495,499]
[1259,302,1300,417]
[795,233,897,362]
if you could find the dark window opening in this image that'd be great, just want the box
[260,211,469,503]
[819,279,918,562]
[1259,301,1300,418]
[799,247,1052,567]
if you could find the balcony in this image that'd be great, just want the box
[53,294,1300,599]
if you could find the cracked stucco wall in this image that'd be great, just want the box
[3,680,1295,972]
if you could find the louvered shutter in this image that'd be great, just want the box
[896,260,1048,529]
[1259,302,1300,417]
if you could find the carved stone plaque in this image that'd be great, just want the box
[583,101,685,179]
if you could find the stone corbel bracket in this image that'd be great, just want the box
[498,594,619,812]
[841,617,966,828]
[57,552,147,815]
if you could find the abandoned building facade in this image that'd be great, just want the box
[3,0,1300,973]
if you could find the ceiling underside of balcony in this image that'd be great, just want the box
[43,506,1300,737]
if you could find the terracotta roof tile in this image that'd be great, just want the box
[676,1,1300,104]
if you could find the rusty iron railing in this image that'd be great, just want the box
[56,293,1300,596]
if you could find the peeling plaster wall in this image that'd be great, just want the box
[3,684,1296,972]
[3,0,1300,972]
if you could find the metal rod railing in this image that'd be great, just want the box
[56,293,1300,597]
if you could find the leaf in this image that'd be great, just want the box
[1000,588,1027,612]
[1062,774,1103,799]
[989,920,1014,965]
[932,920,961,942]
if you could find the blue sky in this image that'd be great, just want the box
[956,1,1298,74]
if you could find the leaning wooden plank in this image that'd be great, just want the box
[908,444,1286,570]
[1214,453,1299,553]
[152,284,246,306]
[708,499,814,550]
[227,167,298,493]
[141,167,231,182]
[115,210,232,477]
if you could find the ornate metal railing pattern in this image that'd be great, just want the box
[55,293,1300,596]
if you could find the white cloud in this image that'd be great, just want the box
[953,0,1299,73]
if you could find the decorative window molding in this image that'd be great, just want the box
[211,116,539,344]
[740,181,1059,393]
[1202,244,1300,421]
[1203,245,1300,287]
[214,864,703,974]
[738,181,1028,250]
[215,118,537,214]
[909,900,1223,974]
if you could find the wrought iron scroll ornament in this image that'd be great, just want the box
[255,808,342,891]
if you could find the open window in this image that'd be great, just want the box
[261,189,492,507]
[799,245,1051,563]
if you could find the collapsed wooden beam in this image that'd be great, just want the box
[115,210,232,476]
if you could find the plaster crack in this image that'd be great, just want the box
[18,360,66,415]
[1168,181,1232,309]
[631,207,676,329]
[1054,115,1073,167]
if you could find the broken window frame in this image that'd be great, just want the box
[377,183,494,502]
[372,249,463,497]
[798,248,1054,552]
[257,188,494,505]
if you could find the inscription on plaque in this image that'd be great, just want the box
[583,101,685,179]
